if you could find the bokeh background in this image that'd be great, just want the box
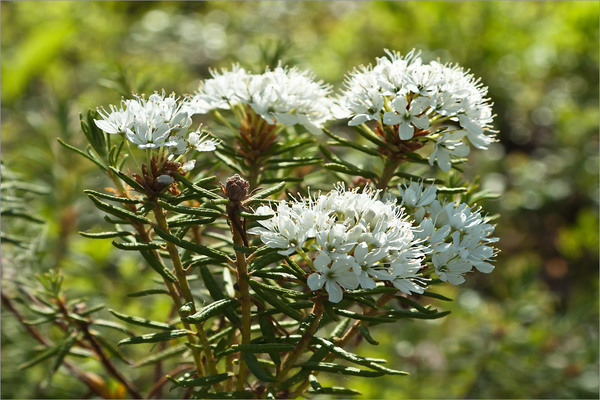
[1,1,598,399]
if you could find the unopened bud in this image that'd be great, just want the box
[224,174,249,202]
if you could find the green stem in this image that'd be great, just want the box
[269,299,324,393]
[153,205,222,390]
[376,159,402,190]
[231,226,252,391]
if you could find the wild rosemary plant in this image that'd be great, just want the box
[47,50,498,398]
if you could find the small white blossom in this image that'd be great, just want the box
[383,96,430,140]
[187,64,334,134]
[398,181,498,285]
[335,49,496,169]
[249,185,425,302]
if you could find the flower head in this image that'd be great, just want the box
[248,185,425,302]
[187,64,334,134]
[335,50,496,169]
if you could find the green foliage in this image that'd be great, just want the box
[1,2,598,399]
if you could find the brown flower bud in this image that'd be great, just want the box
[224,174,250,202]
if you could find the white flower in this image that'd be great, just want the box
[428,131,470,171]
[188,64,333,134]
[187,130,218,152]
[400,188,498,284]
[383,96,431,140]
[181,160,196,172]
[95,101,135,134]
[336,49,496,166]
[307,253,359,303]
[95,90,196,151]
[186,64,252,113]
[248,184,425,302]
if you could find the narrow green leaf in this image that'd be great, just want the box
[91,319,133,335]
[112,241,164,251]
[108,167,146,193]
[109,309,176,330]
[83,189,141,204]
[323,128,380,156]
[57,138,107,171]
[181,298,240,324]
[87,194,151,224]
[250,251,285,271]
[1,210,46,224]
[283,256,308,281]
[334,308,396,323]
[395,296,437,314]
[244,353,276,382]
[421,290,453,301]
[299,362,385,377]
[139,250,177,283]
[358,325,379,345]
[308,387,362,396]
[251,285,303,321]
[50,332,80,376]
[297,313,317,336]
[239,211,274,221]
[214,151,243,173]
[257,301,313,318]
[79,230,133,239]
[233,244,258,254]
[18,343,63,370]
[364,363,409,375]
[198,265,240,325]
[437,186,468,194]
[127,289,169,297]
[91,332,132,365]
[153,227,229,262]
[248,279,311,299]
[77,303,105,317]
[135,344,187,367]
[354,123,387,147]
[118,329,190,346]
[167,372,232,388]
[309,374,321,391]
[245,182,286,203]
[235,343,295,353]
[386,309,451,320]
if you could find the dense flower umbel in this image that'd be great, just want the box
[248,186,425,302]
[334,50,496,171]
[94,90,218,154]
[186,64,334,134]
[397,181,499,285]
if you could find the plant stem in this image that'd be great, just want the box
[230,224,252,391]
[289,293,396,398]
[376,159,402,190]
[54,296,143,399]
[1,294,109,399]
[270,299,324,393]
[153,205,222,390]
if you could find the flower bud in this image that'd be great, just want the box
[224,174,250,202]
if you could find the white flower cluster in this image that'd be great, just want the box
[186,64,334,134]
[94,90,218,154]
[248,186,425,303]
[397,181,498,285]
[335,50,495,171]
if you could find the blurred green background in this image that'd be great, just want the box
[1,1,598,398]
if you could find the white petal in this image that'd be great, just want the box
[307,273,326,291]
[398,122,415,140]
[325,281,344,303]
